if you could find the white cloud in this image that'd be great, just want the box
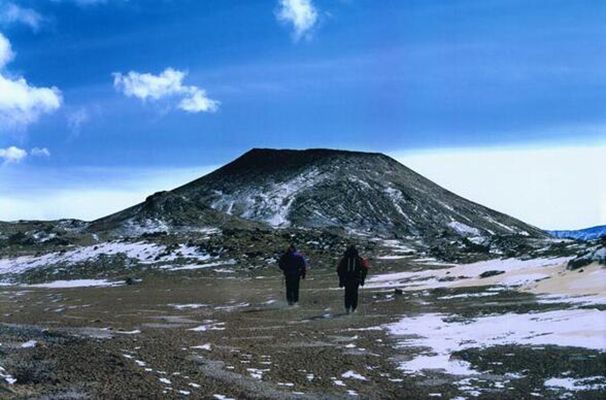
[276,0,318,41]
[393,143,606,230]
[178,87,219,113]
[0,75,63,129]
[67,107,90,135]
[0,3,43,31]
[0,146,50,164]
[0,31,13,67]
[113,68,186,101]
[0,33,62,130]
[31,147,50,157]
[0,146,26,163]
[113,68,219,113]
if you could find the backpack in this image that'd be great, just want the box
[340,255,368,283]
[345,255,360,275]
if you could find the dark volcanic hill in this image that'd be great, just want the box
[91,148,545,239]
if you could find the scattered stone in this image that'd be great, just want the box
[479,270,505,278]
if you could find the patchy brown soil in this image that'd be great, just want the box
[0,267,439,400]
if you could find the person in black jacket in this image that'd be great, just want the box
[278,244,307,306]
[337,245,368,314]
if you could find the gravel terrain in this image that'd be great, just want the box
[1,255,605,399]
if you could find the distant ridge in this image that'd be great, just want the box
[548,225,606,241]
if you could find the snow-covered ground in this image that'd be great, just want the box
[188,320,226,332]
[120,218,221,236]
[375,239,415,254]
[365,254,606,397]
[169,304,208,310]
[26,279,123,288]
[160,260,235,272]
[123,218,171,235]
[366,257,574,292]
[386,308,606,376]
[545,376,606,392]
[0,366,16,385]
[365,253,606,396]
[0,241,212,276]
[372,238,416,260]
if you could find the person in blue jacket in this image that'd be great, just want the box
[278,244,307,306]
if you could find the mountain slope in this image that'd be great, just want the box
[98,148,544,239]
[88,189,265,235]
[548,225,606,241]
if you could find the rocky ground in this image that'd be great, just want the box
[0,266,435,400]
[1,242,605,399]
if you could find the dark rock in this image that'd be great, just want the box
[479,270,505,278]
[568,257,593,270]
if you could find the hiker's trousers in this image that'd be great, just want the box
[344,282,360,310]
[285,275,300,304]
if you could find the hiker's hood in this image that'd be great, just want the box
[344,246,358,257]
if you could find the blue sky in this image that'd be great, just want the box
[0,0,604,228]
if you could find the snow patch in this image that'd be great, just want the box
[0,241,212,276]
[247,368,270,380]
[537,293,606,306]
[342,370,368,381]
[366,257,572,291]
[20,340,37,348]
[161,260,235,271]
[189,320,225,332]
[27,279,123,289]
[0,366,16,385]
[211,168,326,227]
[384,186,408,217]
[386,308,606,376]
[213,395,235,400]
[377,255,409,260]
[545,376,606,391]
[124,218,170,235]
[437,292,499,300]
[191,343,212,351]
[448,221,481,236]
[500,273,549,286]
[169,304,208,310]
